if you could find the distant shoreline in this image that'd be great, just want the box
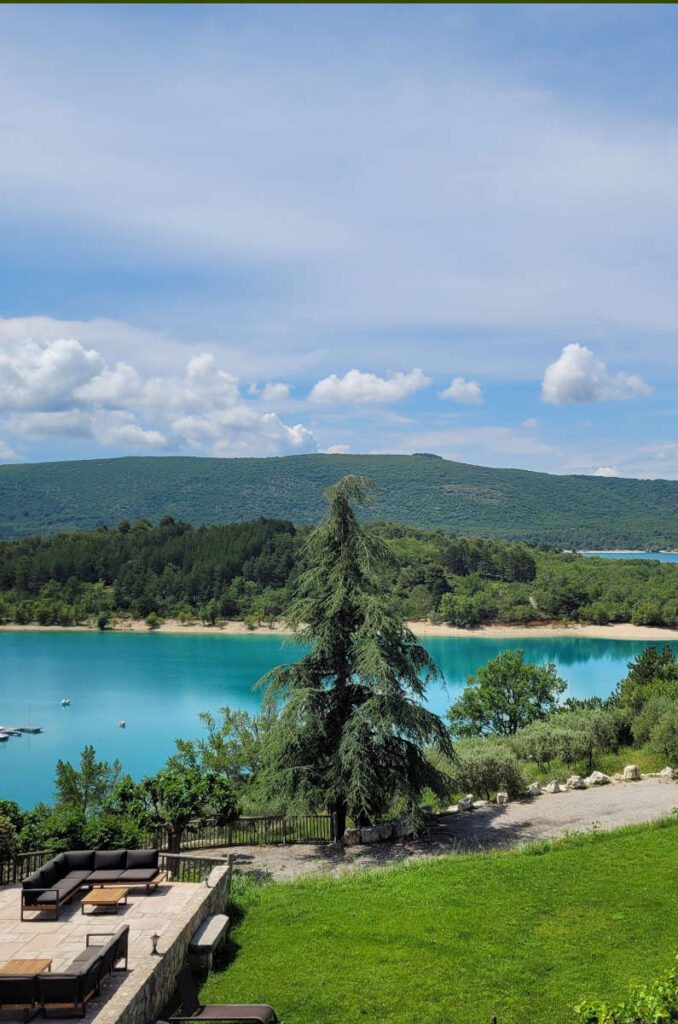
[2,618,678,642]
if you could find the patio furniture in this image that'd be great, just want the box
[80,887,128,915]
[37,926,128,1018]
[0,976,40,1022]
[0,960,51,975]
[21,849,162,920]
[171,967,280,1024]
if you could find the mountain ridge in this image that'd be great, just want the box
[0,453,676,547]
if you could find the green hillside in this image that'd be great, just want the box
[0,453,677,547]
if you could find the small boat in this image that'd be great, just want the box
[2,728,22,736]
[119,720,126,728]
[61,698,71,706]
[0,734,8,743]
[19,725,43,734]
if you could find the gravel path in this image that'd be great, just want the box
[203,778,678,882]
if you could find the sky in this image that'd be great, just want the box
[1,3,678,478]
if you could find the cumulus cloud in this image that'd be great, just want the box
[260,382,290,402]
[0,438,20,460]
[593,466,620,477]
[439,377,484,405]
[309,368,431,404]
[0,328,316,457]
[541,344,652,406]
[325,443,350,454]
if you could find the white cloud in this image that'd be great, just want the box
[12,410,93,439]
[93,412,166,450]
[593,466,620,477]
[542,343,652,405]
[522,417,538,429]
[309,368,431,404]
[75,362,141,405]
[325,443,350,454]
[260,382,290,402]
[403,425,556,458]
[173,406,316,456]
[439,377,483,405]
[0,337,104,411]
[0,438,20,460]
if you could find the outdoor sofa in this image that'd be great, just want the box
[21,849,162,920]
[0,924,128,1020]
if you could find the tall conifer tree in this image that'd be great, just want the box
[260,476,453,837]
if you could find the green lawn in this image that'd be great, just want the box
[202,818,678,1024]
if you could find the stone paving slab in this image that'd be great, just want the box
[0,881,201,1021]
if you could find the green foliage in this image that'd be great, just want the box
[633,695,678,764]
[512,707,623,773]
[260,476,453,834]
[442,737,525,799]
[54,745,122,814]
[448,649,567,737]
[145,611,162,629]
[3,453,678,548]
[576,955,678,1023]
[107,759,240,852]
[0,814,17,858]
[39,806,88,853]
[616,646,678,714]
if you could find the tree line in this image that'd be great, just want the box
[1,511,678,629]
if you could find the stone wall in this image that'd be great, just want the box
[94,857,234,1024]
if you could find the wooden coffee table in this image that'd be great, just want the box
[81,886,128,914]
[0,957,52,974]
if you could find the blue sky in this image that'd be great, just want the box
[1,3,677,477]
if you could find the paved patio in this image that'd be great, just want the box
[0,880,201,1021]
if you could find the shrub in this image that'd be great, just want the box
[445,738,525,800]
[96,612,109,630]
[84,813,145,850]
[576,954,678,1023]
[0,814,17,858]
[145,612,162,630]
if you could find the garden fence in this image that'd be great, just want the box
[0,813,333,885]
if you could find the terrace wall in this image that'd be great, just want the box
[94,857,233,1024]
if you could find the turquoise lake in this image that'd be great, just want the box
[583,551,678,562]
[1,631,677,807]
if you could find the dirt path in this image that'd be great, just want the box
[202,779,678,882]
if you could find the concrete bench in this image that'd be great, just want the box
[188,914,230,972]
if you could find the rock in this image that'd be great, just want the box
[392,817,406,838]
[525,782,542,797]
[376,821,393,840]
[585,771,611,786]
[457,794,475,811]
[496,791,509,806]
[623,764,641,781]
[544,780,561,794]
[360,826,381,843]
[660,767,676,780]
[343,828,361,846]
[473,800,489,809]
[566,775,586,789]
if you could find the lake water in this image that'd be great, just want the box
[1,631,676,807]
[583,551,678,562]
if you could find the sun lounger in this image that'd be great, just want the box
[171,967,279,1024]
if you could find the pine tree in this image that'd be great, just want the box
[259,476,453,838]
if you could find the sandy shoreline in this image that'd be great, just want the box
[2,618,678,642]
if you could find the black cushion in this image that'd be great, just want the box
[125,848,158,869]
[88,869,124,882]
[36,974,83,1002]
[41,861,59,887]
[54,879,81,896]
[0,975,38,1002]
[66,850,95,871]
[121,867,158,882]
[52,852,69,877]
[22,869,43,890]
[63,870,92,882]
[94,849,126,870]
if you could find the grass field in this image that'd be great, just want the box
[202,818,678,1024]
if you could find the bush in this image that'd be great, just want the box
[512,707,623,773]
[145,612,162,630]
[576,954,678,1023]
[84,813,145,850]
[97,612,109,630]
[445,738,525,800]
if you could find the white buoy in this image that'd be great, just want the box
[119,720,126,728]
[61,698,71,706]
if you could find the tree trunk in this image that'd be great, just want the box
[330,801,347,841]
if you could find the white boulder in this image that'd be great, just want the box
[525,782,542,797]
[544,780,561,794]
[457,794,475,811]
[343,828,361,846]
[360,826,381,844]
[496,791,509,806]
[566,775,586,789]
[585,771,611,786]
[660,767,676,780]
[623,764,641,781]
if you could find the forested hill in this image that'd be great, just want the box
[0,453,677,548]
